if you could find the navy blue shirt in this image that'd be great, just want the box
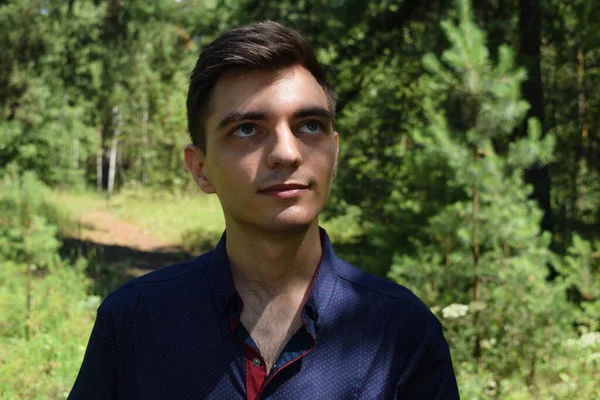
[69,229,459,399]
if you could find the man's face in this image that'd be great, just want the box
[185,65,339,233]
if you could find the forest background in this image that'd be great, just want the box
[1,0,599,398]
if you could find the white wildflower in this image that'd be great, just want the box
[483,379,497,396]
[441,303,469,319]
[585,352,600,364]
[580,332,600,348]
[78,295,101,311]
[480,338,497,350]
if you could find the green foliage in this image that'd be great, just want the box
[0,169,61,267]
[320,204,363,245]
[0,1,99,188]
[0,260,97,400]
[0,0,203,191]
[559,234,600,318]
[387,1,598,397]
[0,171,95,399]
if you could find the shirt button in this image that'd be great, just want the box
[252,358,261,367]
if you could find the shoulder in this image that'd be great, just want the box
[334,257,431,312]
[97,250,214,319]
[332,257,439,328]
[332,257,449,356]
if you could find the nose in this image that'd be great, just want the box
[266,124,303,169]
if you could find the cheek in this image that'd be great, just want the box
[315,141,338,171]
[307,147,337,193]
[212,152,258,189]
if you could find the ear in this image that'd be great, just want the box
[333,131,339,179]
[184,144,216,194]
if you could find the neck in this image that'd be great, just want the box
[225,220,322,293]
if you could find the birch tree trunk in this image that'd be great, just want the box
[107,106,123,199]
[96,127,103,193]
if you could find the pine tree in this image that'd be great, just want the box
[387,0,593,397]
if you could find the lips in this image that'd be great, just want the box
[258,183,309,198]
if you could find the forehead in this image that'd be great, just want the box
[206,65,329,129]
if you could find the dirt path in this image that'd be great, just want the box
[77,209,176,252]
[61,209,189,285]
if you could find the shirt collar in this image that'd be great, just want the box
[207,231,237,317]
[207,227,338,331]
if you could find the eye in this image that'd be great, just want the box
[298,120,323,134]
[232,123,258,137]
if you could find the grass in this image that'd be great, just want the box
[52,187,225,246]
[106,188,225,245]
[48,189,107,219]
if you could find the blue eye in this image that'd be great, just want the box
[233,124,258,137]
[298,120,323,134]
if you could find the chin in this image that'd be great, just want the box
[266,219,315,234]
[259,207,320,234]
[226,203,323,234]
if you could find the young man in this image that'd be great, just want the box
[69,22,459,399]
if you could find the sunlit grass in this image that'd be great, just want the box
[107,188,225,245]
[52,187,225,246]
[49,189,107,219]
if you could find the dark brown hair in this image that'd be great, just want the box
[186,21,336,153]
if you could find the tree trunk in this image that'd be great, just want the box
[517,1,550,385]
[471,91,483,371]
[141,105,149,185]
[577,47,588,140]
[472,148,482,373]
[96,127,103,193]
[107,138,118,198]
[107,107,122,199]
[518,0,553,233]
[67,0,75,17]
[571,47,588,227]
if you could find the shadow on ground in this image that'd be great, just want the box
[60,237,198,297]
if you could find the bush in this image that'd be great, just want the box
[0,169,96,399]
[0,260,97,399]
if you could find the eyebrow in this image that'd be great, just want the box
[292,106,334,124]
[215,106,334,132]
[216,111,267,132]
